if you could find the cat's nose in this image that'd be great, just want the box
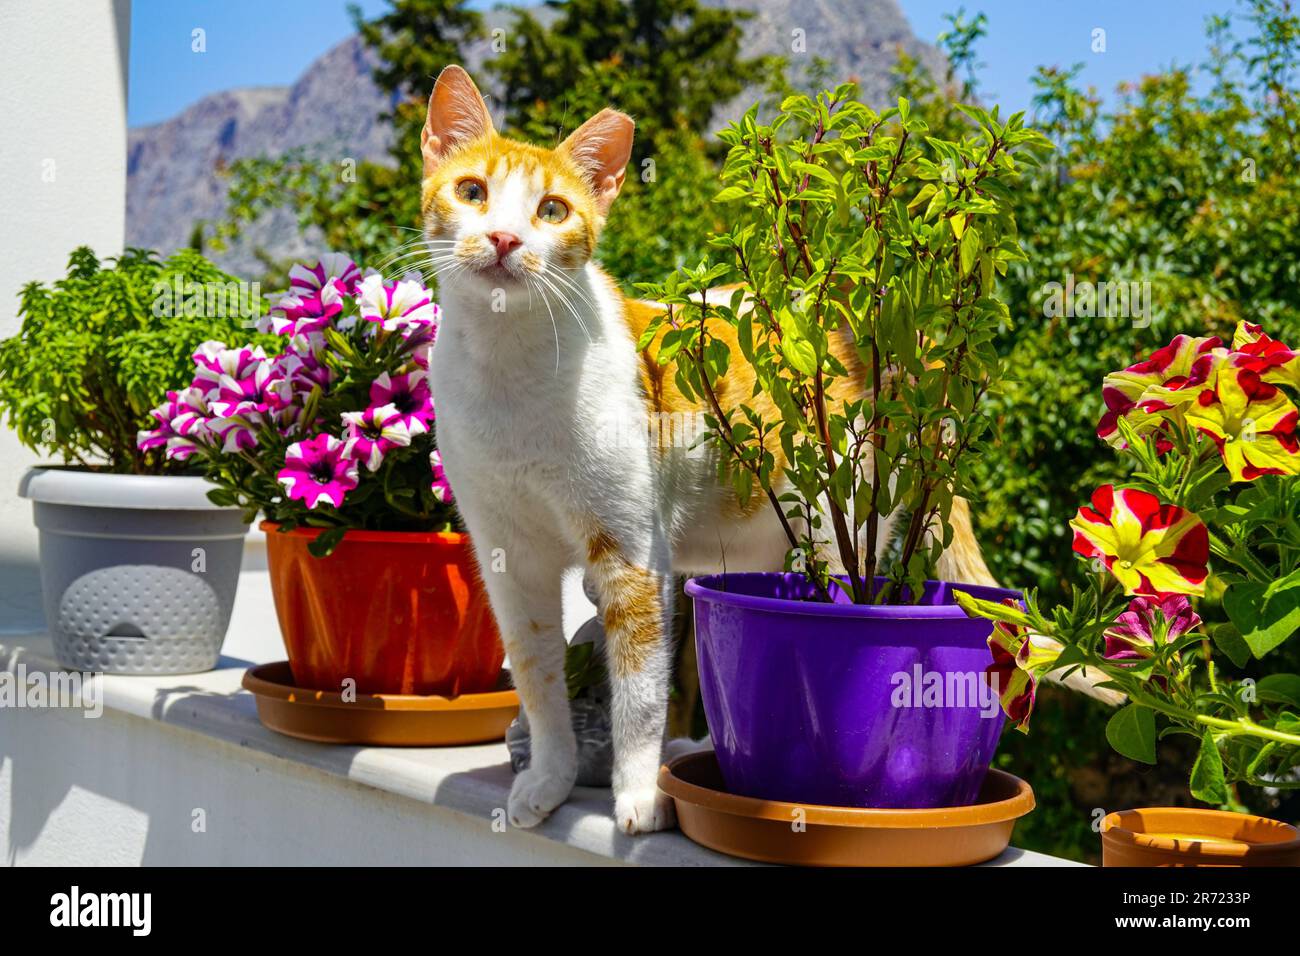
[487,231,522,260]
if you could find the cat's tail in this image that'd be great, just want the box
[935,496,998,588]
[663,734,713,763]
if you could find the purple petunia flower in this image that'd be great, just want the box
[369,371,434,432]
[277,434,359,509]
[1104,594,1202,662]
[340,403,418,472]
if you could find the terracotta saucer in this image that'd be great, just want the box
[242,661,520,746]
[1101,808,1300,867]
[659,750,1034,867]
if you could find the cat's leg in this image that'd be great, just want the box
[584,526,676,834]
[457,480,576,828]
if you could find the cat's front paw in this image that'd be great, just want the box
[614,787,676,835]
[508,766,575,828]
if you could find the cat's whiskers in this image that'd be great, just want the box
[538,265,600,339]
[532,269,594,346]
[377,242,458,275]
[523,273,563,375]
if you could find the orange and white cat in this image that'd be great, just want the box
[421,66,997,834]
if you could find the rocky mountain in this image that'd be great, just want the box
[126,0,942,276]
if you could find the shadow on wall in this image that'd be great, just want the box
[0,549,44,636]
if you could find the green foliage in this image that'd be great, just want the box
[641,87,1050,603]
[491,0,770,158]
[899,1,1300,606]
[0,247,269,474]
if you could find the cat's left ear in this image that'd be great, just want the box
[423,65,494,177]
[561,109,635,214]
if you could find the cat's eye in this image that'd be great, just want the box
[538,198,570,224]
[455,179,487,205]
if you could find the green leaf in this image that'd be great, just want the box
[1211,622,1252,669]
[959,226,980,275]
[307,526,347,559]
[1189,731,1229,805]
[1223,580,1300,658]
[781,335,818,376]
[1105,703,1156,764]
[1257,673,1300,708]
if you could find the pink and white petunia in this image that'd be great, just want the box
[278,434,359,509]
[192,342,280,406]
[289,253,362,296]
[261,280,346,340]
[429,449,453,502]
[340,403,416,472]
[1070,485,1210,598]
[356,274,439,333]
[137,387,213,461]
[369,371,433,432]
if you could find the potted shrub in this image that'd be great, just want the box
[958,321,1300,865]
[640,88,1052,808]
[146,252,503,696]
[2,247,265,674]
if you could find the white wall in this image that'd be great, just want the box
[0,0,131,632]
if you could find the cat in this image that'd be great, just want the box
[421,65,1000,834]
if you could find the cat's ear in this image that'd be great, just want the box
[422,65,494,176]
[561,109,635,214]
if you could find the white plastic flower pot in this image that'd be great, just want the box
[18,468,249,674]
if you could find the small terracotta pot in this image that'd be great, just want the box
[262,521,503,696]
[1101,807,1300,867]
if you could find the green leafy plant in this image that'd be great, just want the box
[0,247,269,475]
[958,321,1300,802]
[639,85,1051,604]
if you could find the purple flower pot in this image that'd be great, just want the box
[686,572,1021,809]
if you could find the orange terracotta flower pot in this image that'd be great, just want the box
[262,521,503,696]
[1101,807,1300,867]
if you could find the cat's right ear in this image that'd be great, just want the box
[422,66,494,177]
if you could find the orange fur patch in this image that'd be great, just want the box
[586,528,663,679]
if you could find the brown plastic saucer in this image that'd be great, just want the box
[659,750,1035,867]
[242,661,520,746]
[1101,807,1300,867]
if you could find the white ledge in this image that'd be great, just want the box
[0,570,1083,867]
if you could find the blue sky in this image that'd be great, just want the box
[128,0,1244,127]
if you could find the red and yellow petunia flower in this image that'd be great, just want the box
[983,602,1063,733]
[1097,334,1223,449]
[1229,321,1300,389]
[1185,365,1300,481]
[1070,485,1210,597]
